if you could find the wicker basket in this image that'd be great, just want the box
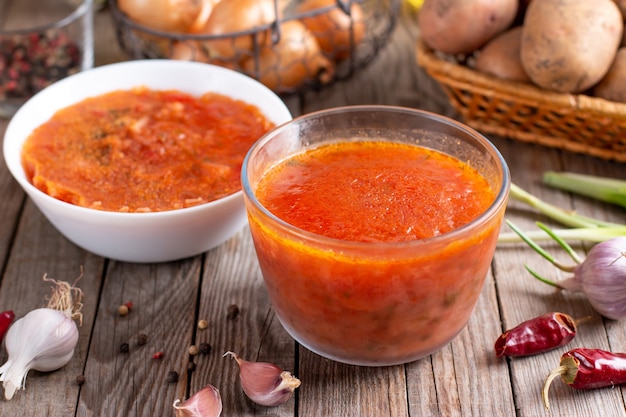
[416,39,626,163]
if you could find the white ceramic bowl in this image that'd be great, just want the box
[3,60,292,263]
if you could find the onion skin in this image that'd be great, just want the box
[169,41,211,62]
[561,237,626,320]
[241,20,335,92]
[296,0,366,60]
[188,0,222,33]
[118,0,204,33]
[199,0,279,59]
[168,40,239,70]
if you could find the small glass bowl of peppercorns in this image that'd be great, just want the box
[0,0,94,118]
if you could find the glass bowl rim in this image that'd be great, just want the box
[0,0,93,36]
[242,104,511,250]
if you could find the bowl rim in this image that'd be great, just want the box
[242,104,511,249]
[3,59,291,219]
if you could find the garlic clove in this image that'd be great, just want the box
[173,384,222,417]
[224,351,301,407]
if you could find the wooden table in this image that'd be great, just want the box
[1,4,625,417]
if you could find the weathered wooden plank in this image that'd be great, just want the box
[492,136,626,416]
[77,259,202,417]
[0,121,25,268]
[297,354,409,417]
[0,201,104,415]
[190,229,298,417]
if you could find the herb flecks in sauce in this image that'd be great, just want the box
[22,87,274,212]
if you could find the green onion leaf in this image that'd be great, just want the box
[543,171,626,209]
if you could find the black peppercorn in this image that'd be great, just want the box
[199,342,212,355]
[227,304,240,319]
[76,375,86,385]
[187,361,196,373]
[137,333,148,346]
[166,371,179,384]
[120,342,130,353]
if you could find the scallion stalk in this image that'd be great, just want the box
[543,171,626,209]
[508,183,621,228]
[499,182,625,244]
[498,225,626,243]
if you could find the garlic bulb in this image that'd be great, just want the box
[224,351,301,407]
[173,384,222,417]
[561,237,626,319]
[507,221,626,319]
[0,276,83,400]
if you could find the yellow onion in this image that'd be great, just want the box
[117,0,204,33]
[168,40,240,70]
[241,20,335,92]
[169,41,211,62]
[296,0,366,60]
[199,0,280,60]
[188,0,222,33]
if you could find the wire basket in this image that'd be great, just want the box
[108,0,400,95]
[416,39,626,164]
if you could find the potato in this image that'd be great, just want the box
[474,26,530,82]
[613,0,626,20]
[418,0,519,55]
[594,48,626,102]
[520,0,623,93]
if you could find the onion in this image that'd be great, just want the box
[199,0,280,59]
[188,0,222,33]
[241,20,335,92]
[117,0,204,33]
[296,0,366,60]
[168,40,239,70]
[169,41,211,62]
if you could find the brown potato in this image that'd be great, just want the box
[613,0,626,20]
[594,48,626,102]
[418,0,519,55]
[520,0,623,93]
[474,26,530,83]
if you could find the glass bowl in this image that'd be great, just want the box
[242,106,510,366]
[0,0,94,118]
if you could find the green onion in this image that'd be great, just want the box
[498,225,626,243]
[499,181,625,243]
[543,171,626,209]
[509,183,621,228]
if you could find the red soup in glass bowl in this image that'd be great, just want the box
[242,106,510,366]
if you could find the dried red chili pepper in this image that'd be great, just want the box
[542,348,626,409]
[0,310,15,342]
[494,312,582,357]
